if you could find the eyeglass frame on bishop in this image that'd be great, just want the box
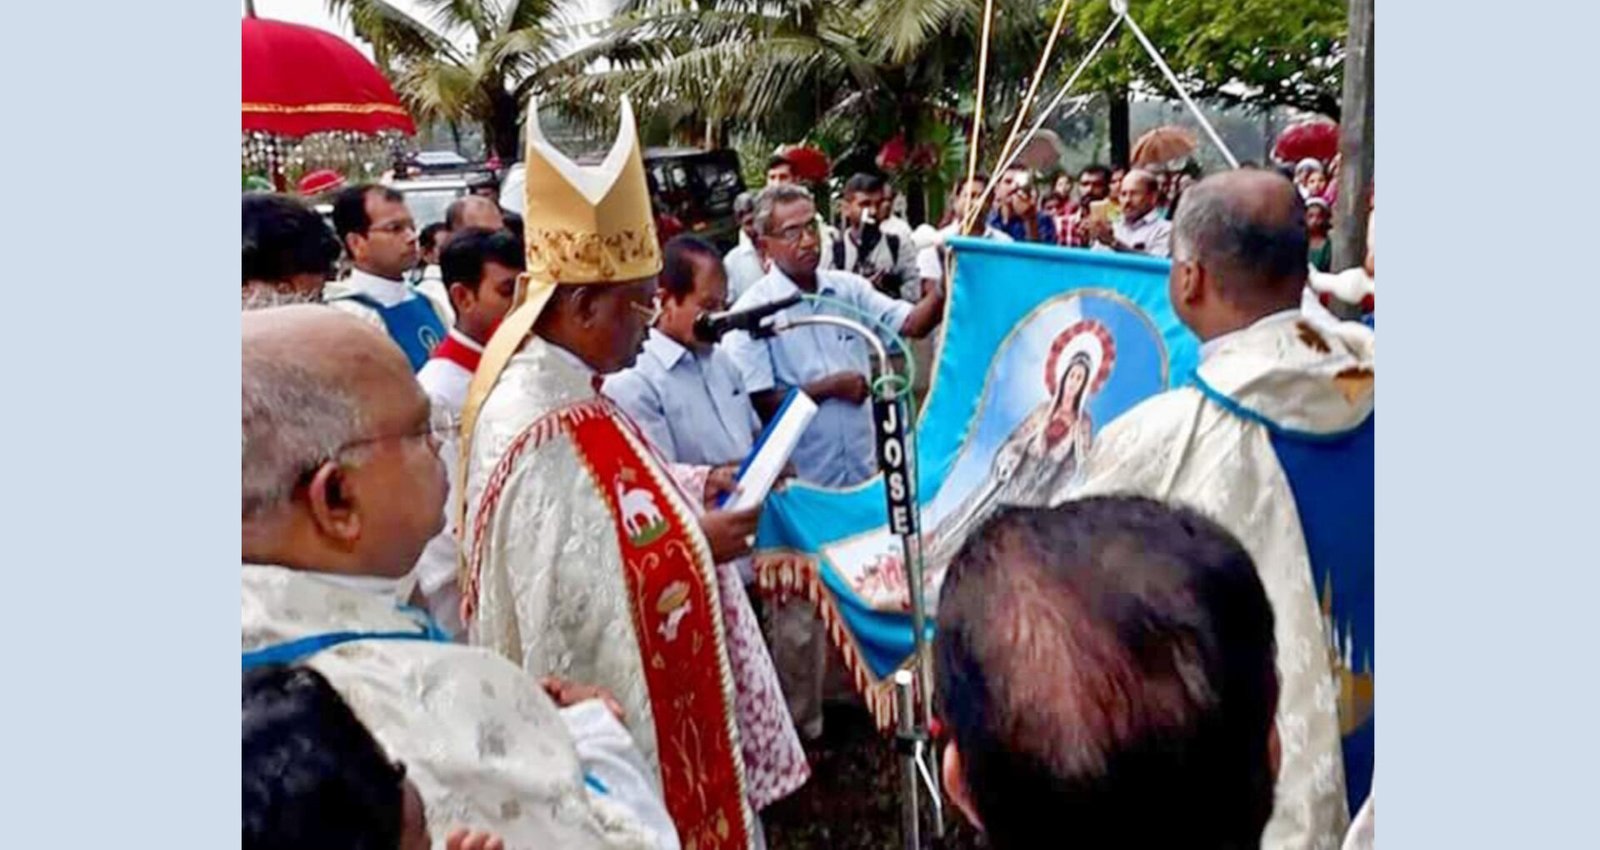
[631,299,663,326]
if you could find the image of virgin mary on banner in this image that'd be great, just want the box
[753,237,1201,724]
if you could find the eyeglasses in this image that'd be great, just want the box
[768,220,820,244]
[296,405,454,485]
[368,220,417,236]
[631,299,663,326]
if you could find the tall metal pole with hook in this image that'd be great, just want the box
[756,310,943,849]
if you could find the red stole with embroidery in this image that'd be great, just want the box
[466,399,752,850]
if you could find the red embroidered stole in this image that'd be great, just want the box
[466,399,752,850]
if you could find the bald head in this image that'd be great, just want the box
[243,305,414,397]
[446,195,505,233]
[241,306,417,521]
[1172,170,1307,310]
[1118,168,1163,222]
[1122,168,1159,194]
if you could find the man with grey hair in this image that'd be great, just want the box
[723,182,945,740]
[1088,168,1172,257]
[241,305,680,850]
[725,190,766,301]
[1046,169,1375,850]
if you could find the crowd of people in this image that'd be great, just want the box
[242,101,1374,850]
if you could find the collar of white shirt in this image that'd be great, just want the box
[642,328,693,370]
[1199,307,1303,361]
[763,266,845,303]
[1124,208,1164,232]
[344,268,414,307]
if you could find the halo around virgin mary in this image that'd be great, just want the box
[921,319,1117,564]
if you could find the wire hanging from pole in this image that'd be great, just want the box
[962,0,998,235]
[1118,10,1240,169]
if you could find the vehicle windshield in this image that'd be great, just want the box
[400,187,465,228]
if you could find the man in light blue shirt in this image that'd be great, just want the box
[723,183,946,740]
[604,236,762,469]
[724,184,946,488]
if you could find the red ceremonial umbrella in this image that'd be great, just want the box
[1273,119,1340,165]
[242,17,415,137]
[241,15,416,189]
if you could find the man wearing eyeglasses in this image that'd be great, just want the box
[241,305,680,850]
[325,184,450,372]
[722,183,945,742]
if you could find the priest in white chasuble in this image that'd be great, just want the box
[241,305,677,850]
[457,99,804,850]
[1047,171,1374,850]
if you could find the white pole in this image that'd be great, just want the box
[1119,10,1240,169]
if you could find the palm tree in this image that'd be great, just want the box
[324,0,574,160]
[544,0,1046,220]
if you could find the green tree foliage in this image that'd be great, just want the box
[324,0,569,159]
[544,0,1047,214]
[1061,0,1347,120]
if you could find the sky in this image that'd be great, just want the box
[254,0,613,58]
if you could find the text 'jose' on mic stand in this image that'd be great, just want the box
[695,295,945,850]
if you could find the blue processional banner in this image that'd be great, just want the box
[752,236,1201,724]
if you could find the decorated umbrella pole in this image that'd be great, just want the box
[241,13,417,190]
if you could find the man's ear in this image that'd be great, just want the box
[573,286,602,327]
[343,233,363,262]
[448,281,475,315]
[1268,722,1282,783]
[305,461,362,546]
[1174,259,1206,308]
[942,742,983,833]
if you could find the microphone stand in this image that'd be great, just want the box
[754,311,944,849]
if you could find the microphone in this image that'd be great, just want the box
[692,294,803,342]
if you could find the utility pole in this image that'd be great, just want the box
[1332,0,1374,271]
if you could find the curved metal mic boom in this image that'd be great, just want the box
[691,294,804,342]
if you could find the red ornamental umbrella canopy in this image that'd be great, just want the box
[1273,119,1339,166]
[242,17,416,138]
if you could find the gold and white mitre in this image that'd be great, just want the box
[455,97,662,542]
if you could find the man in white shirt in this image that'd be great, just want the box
[1087,169,1173,258]
[822,173,925,301]
[325,184,450,371]
[412,227,524,636]
[725,191,767,303]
